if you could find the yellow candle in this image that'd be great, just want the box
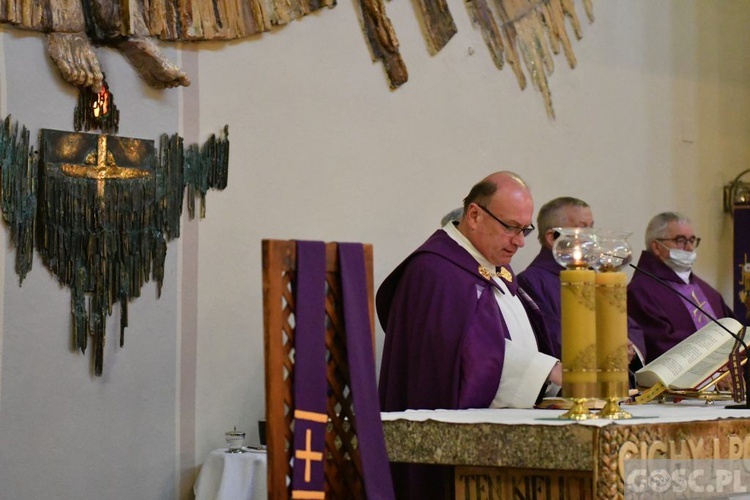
[560,269,597,398]
[596,271,629,398]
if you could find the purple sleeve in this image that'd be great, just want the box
[517,269,561,359]
[627,316,647,360]
[517,270,558,317]
[627,277,694,363]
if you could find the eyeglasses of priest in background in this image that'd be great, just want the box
[656,236,701,249]
[477,204,536,237]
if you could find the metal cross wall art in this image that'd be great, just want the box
[0,114,229,375]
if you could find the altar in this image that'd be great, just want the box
[380,402,750,499]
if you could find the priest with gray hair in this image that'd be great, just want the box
[628,211,736,363]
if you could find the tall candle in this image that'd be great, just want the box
[560,268,597,398]
[596,271,629,398]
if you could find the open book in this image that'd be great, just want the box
[635,317,746,391]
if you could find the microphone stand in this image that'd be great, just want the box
[629,263,750,409]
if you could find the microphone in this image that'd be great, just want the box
[629,263,750,409]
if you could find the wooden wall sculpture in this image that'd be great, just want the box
[466,0,594,117]
[0,0,592,116]
[0,114,229,375]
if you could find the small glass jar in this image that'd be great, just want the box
[593,230,633,272]
[551,227,600,270]
[225,429,246,452]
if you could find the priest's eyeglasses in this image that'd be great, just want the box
[656,236,701,248]
[477,204,535,237]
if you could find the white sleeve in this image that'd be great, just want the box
[489,340,558,408]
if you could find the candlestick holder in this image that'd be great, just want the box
[598,360,632,419]
[553,228,600,420]
[559,371,599,420]
[599,396,632,419]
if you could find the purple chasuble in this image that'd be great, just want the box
[338,243,395,500]
[628,251,736,363]
[291,241,327,497]
[377,230,556,500]
[669,281,717,331]
[517,248,565,358]
[377,230,557,412]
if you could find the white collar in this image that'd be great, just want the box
[442,221,496,272]
[674,269,692,284]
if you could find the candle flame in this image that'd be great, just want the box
[572,248,583,263]
[93,88,110,118]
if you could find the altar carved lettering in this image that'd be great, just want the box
[455,467,592,499]
[669,439,690,460]
[729,435,750,459]
[687,437,704,458]
[619,436,750,479]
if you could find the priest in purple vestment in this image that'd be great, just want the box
[517,197,647,374]
[628,212,736,363]
[378,171,562,499]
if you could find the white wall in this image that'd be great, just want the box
[1,1,749,498]
[0,34,183,499]
[193,0,750,465]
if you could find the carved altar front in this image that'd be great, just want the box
[381,404,750,499]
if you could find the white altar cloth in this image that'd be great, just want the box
[380,400,750,427]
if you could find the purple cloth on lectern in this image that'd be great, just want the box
[518,247,647,361]
[377,230,555,499]
[628,250,736,363]
[291,241,327,496]
[733,207,750,321]
[338,243,395,500]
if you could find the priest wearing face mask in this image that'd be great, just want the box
[627,212,736,363]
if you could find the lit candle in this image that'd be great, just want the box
[595,271,629,398]
[560,268,597,398]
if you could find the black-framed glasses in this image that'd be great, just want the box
[477,204,535,237]
[656,236,701,249]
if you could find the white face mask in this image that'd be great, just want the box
[657,241,697,272]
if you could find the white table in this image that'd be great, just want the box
[194,448,268,500]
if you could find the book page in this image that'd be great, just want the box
[669,336,735,388]
[636,317,744,389]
